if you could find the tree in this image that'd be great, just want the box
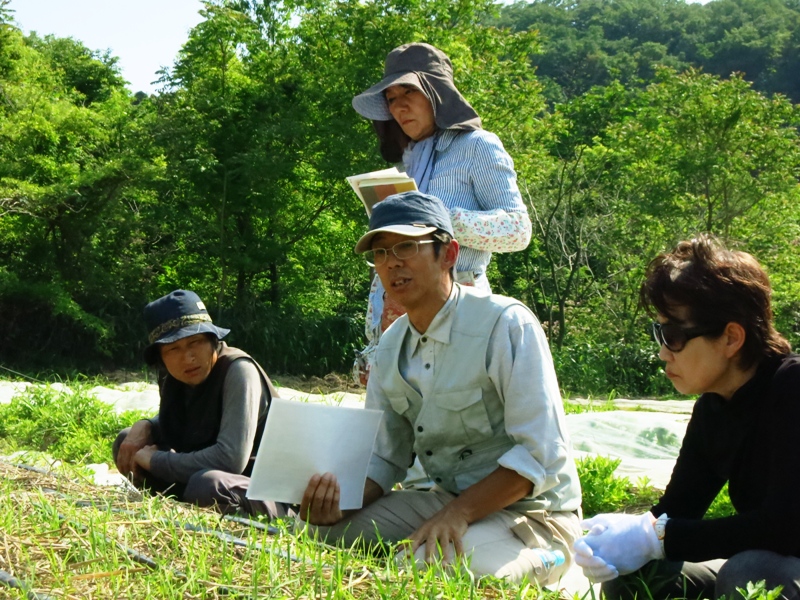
[0,26,162,367]
[144,0,546,373]
[495,0,800,103]
[602,68,800,239]
[496,65,800,394]
[26,34,125,104]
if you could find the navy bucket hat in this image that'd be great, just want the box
[143,290,229,365]
[354,190,454,254]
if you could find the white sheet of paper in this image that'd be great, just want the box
[246,399,383,510]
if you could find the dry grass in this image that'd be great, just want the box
[0,461,326,598]
[0,462,560,600]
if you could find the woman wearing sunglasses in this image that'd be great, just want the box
[573,235,800,599]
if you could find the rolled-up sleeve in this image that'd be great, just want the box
[365,359,415,493]
[488,306,574,499]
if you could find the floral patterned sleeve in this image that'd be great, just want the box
[450,207,532,253]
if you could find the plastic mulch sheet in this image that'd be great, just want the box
[1,381,691,488]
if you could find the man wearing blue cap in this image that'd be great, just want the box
[113,290,292,518]
[300,191,581,584]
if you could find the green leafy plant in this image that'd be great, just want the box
[735,580,785,600]
[577,455,636,516]
[705,482,736,519]
[0,383,149,464]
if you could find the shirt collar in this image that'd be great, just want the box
[407,283,460,350]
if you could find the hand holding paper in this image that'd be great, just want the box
[346,167,417,215]
[246,399,383,510]
[299,472,342,524]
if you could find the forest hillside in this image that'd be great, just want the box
[1,0,798,396]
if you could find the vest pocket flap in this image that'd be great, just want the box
[435,387,483,411]
[388,394,410,414]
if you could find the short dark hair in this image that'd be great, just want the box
[431,230,452,259]
[430,230,456,281]
[640,234,790,369]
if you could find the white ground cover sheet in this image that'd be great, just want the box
[0,380,695,596]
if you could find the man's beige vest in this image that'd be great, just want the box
[374,288,523,495]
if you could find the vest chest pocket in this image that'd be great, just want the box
[388,394,412,415]
[388,394,423,428]
[435,387,493,441]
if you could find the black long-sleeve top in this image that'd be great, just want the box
[650,354,800,562]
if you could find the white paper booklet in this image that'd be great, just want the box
[246,399,383,510]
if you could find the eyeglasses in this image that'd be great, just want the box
[364,240,436,267]
[650,322,724,353]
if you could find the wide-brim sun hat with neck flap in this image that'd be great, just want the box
[352,42,481,130]
[143,289,230,365]
[354,190,455,254]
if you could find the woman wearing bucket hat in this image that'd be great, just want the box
[352,42,531,385]
[113,290,292,518]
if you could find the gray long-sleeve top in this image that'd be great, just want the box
[147,360,265,483]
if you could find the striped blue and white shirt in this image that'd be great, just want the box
[404,128,531,278]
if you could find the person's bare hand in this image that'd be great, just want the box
[299,473,343,525]
[133,444,158,472]
[407,505,469,564]
[116,420,153,479]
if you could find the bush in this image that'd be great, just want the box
[0,383,148,464]
[553,339,677,398]
[226,307,366,377]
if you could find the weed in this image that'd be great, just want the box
[0,383,150,464]
[577,455,637,515]
[705,482,735,519]
[736,579,785,600]
[563,397,618,415]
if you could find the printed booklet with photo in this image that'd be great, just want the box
[346,167,417,215]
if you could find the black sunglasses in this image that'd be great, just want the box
[650,322,724,353]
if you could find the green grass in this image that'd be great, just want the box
[0,379,749,599]
[0,381,150,464]
[0,460,571,598]
[563,397,619,415]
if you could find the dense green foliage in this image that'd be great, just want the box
[576,455,647,515]
[495,0,800,104]
[1,0,799,396]
[0,383,149,463]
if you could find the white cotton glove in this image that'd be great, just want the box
[573,537,620,582]
[578,512,664,576]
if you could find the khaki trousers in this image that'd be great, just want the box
[305,488,581,585]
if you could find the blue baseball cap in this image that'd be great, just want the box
[354,191,454,254]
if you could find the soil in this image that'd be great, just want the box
[101,368,363,395]
[271,372,364,395]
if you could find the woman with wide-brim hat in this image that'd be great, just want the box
[352,42,532,385]
[573,236,800,600]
